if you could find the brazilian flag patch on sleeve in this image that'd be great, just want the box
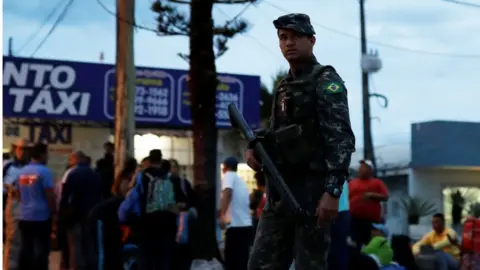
[322,82,344,95]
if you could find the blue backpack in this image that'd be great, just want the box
[142,171,176,213]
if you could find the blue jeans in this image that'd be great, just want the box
[17,220,52,270]
[328,211,350,270]
[436,251,459,270]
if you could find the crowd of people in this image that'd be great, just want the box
[2,139,464,270]
[3,140,199,270]
[245,159,463,270]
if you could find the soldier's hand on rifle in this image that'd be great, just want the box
[245,149,261,171]
[316,192,339,227]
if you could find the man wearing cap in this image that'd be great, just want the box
[349,160,389,248]
[3,139,30,270]
[219,156,253,270]
[246,13,355,270]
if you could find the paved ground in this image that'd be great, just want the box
[48,251,295,269]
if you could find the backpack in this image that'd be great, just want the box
[142,171,176,214]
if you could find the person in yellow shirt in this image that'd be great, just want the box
[412,213,460,270]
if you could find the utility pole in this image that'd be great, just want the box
[8,37,13,56]
[113,0,136,193]
[359,0,376,169]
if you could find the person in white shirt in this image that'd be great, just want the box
[219,156,253,270]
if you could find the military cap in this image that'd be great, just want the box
[273,13,316,36]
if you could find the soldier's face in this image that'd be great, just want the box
[278,29,315,61]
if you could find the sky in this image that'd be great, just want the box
[3,0,480,163]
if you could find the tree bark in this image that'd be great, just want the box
[188,0,219,261]
[114,0,136,196]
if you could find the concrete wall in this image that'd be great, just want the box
[382,175,410,235]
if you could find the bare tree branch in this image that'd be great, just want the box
[177,52,189,63]
[213,19,248,36]
[152,0,251,58]
[152,1,190,35]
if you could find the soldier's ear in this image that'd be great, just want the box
[310,36,316,45]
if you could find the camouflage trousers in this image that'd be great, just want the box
[248,199,331,270]
[3,199,21,270]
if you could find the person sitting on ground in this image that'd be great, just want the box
[362,236,406,270]
[350,223,406,270]
[412,213,460,270]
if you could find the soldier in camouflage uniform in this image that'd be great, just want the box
[245,13,356,270]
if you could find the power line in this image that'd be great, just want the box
[245,32,283,59]
[443,0,480,8]
[95,0,157,32]
[30,0,75,57]
[216,5,283,60]
[16,0,67,54]
[97,0,275,63]
[263,0,480,59]
[225,2,253,26]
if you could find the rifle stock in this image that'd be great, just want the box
[227,103,306,217]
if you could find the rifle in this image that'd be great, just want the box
[227,104,307,218]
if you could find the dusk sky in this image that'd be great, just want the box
[3,0,480,156]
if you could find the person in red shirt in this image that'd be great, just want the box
[349,159,389,248]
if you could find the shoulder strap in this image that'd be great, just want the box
[139,171,151,214]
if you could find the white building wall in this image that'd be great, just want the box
[409,168,480,225]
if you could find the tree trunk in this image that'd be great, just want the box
[188,0,219,261]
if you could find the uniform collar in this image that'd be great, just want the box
[287,55,319,78]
